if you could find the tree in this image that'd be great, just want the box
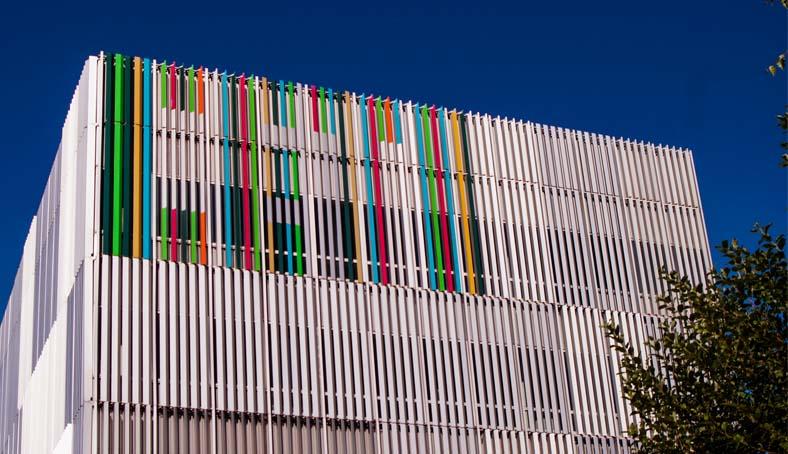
[604,225,788,453]
[766,1,787,166]
[770,50,788,166]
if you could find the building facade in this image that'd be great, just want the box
[0,53,711,454]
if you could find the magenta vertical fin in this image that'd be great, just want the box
[239,75,252,270]
[311,85,319,132]
[368,96,389,284]
[431,106,454,292]
[169,63,176,109]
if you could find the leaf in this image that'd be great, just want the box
[768,53,786,75]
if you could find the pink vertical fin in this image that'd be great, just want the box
[431,106,454,292]
[368,96,389,284]
[239,75,252,270]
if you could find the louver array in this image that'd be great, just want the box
[98,53,514,294]
[0,54,713,454]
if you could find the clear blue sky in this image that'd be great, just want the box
[0,1,785,316]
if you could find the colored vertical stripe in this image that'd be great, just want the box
[241,75,252,270]
[273,150,283,272]
[459,114,485,294]
[112,54,123,256]
[430,106,453,292]
[170,207,178,261]
[188,67,195,113]
[319,87,328,134]
[369,96,388,284]
[346,92,363,281]
[422,105,445,290]
[249,78,258,144]
[451,111,475,293]
[337,95,354,279]
[173,60,182,262]
[132,57,142,258]
[221,73,233,267]
[288,81,296,129]
[375,97,385,143]
[311,85,319,133]
[279,80,287,129]
[160,61,167,109]
[249,77,262,271]
[199,213,207,264]
[230,77,243,267]
[291,150,303,275]
[384,98,394,143]
[198,71,207,265]
[169,63,176,109]
[265,145,275,272]
[439,108,462,292]
[414,105,436,289]
[394,100,403,145]
[142,58,152,260]
[282,149,293,274]
[197,68,205,114]
[360,97,378,283]
[159,67,168,258]
[228,77,238,264]
[160,208,168,260]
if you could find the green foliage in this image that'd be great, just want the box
[766,1,787,165]
[604,225,788,453]
[768,53,785,76]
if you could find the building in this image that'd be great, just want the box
[0,53,712,454]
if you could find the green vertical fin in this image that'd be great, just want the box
[249,79,262,271]
[112,53,123,256]
[319,87,327,134]
[160,61,167,109]
[376,97,385,142]
[288,81,296,129]
[291,151,303,274]
[191,211,198,262]
[188,67,195,112]
[161,208,169,260]
[422,106,444,290]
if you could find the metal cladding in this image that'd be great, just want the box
[0,54,712,453]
